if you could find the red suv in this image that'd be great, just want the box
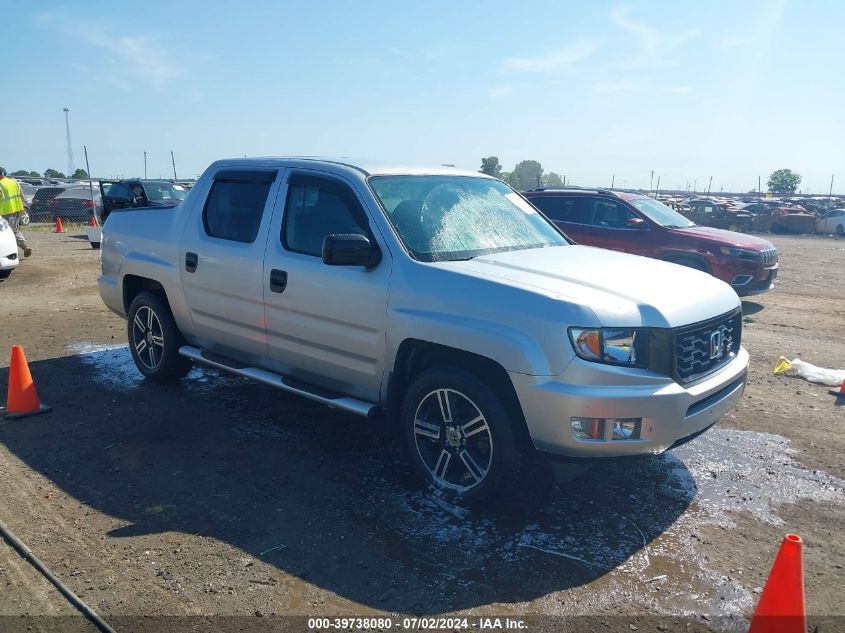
[523,188,778,296]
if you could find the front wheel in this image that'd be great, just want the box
[127,291,193,381]
[837,224,844,237]
[402,368,528,505]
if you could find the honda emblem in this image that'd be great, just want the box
[709,330,723,360]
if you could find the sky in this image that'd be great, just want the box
[2,1,843,193]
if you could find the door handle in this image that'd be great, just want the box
[270,269,288,293]
[185,252,198,273]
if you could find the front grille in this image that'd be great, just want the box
[760,248,778,266]
[674,311,742,383]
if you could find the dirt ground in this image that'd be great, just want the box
[0,230,843,633]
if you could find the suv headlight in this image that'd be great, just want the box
[719,246,761,261]
[568,327,649,368]
[0,217,9,232]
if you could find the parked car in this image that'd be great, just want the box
[682,199,753,232]
[99,158,749,504]
[99,179,189,222]
[750,206,817,234]
[0,215,19,279]
[47,187,102,222]
[523,188,778,296]
[816,209,845,236]
[29,186,69,222]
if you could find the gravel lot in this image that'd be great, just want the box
[0,230,843,632]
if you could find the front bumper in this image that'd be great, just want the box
[732,264,778,296]
[510,347,749,458]
[0,231,18,270]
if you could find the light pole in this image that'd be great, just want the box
[63,108,75,178]
[144,151,147,179]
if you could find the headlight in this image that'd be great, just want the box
[719,246,761,261]
[568,327,649,368]
[0,217,9,232]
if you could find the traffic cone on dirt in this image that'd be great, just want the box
[2,346,52,419]
[830,378,845,398]
[55,217,64,233]
[89,216,98,227]
[748,534,806,633]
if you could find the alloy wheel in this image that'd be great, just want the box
[132,306,165,370]
[413,388,493,493]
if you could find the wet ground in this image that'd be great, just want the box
[0,232,843,632]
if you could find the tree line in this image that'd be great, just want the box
[479,157,565,191]
[480,157,805,195]
[10,168,89,179]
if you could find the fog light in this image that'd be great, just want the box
[731,275,753,286]
[570,417,604,440]
[612,418,641,440]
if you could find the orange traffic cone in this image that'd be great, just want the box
[830,378,845,398]
[89,216,98,227]
[55,217,64,233]
[748,534,805,633]
[2,346,51,419]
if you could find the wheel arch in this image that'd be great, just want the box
[385,339,532,450]
[661,251,712,274]
[122,275,169,314]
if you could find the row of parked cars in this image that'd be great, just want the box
[19,179,192,224]
[660,194,844,236]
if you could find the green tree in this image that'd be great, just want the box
[10,170,30,177]
[29,171,41,177]
[72,168,89,179]
[543,171,563,187]
[501,171,519,189]
[44,168,67,179]
[767,169,801,194]
[479,156,503,178]
[511,160,544,191]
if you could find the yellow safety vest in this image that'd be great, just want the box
[0,177,24,215]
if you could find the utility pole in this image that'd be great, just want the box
[758,175,762,197]
[829,174,835,204]
[171,151,177,180]
[650,170,654,191]
[610,174,615,189]
[655,176,660,192]
[63,108,75,178]
[693,179,697,193]
[144,151,147,179]
[707,176,713,196]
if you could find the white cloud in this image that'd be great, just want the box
[611,6,696,69]
[502,39,597,73]
[34,11,183,90]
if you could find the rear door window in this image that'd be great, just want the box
[202,171,276,243]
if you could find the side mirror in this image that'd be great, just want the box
[322,234,381,268]
[627,217,648,230]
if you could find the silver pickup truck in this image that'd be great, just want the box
[98,158,749,503]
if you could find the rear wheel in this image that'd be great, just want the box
[0,270,11,280]
[837,224,844,237]
[127,291,193,381]
[402,367,527,505]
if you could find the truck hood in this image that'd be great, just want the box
[674,225,774,250]
[442,245,740,328]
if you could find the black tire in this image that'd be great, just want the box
[837,224,844,237]
[0,269,11,280]
[401,367,528,505]
[664,254,709,273]
[127,291,193,382]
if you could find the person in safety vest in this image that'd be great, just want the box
[0,167,31,257]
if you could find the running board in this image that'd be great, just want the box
[178,345,378,418]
